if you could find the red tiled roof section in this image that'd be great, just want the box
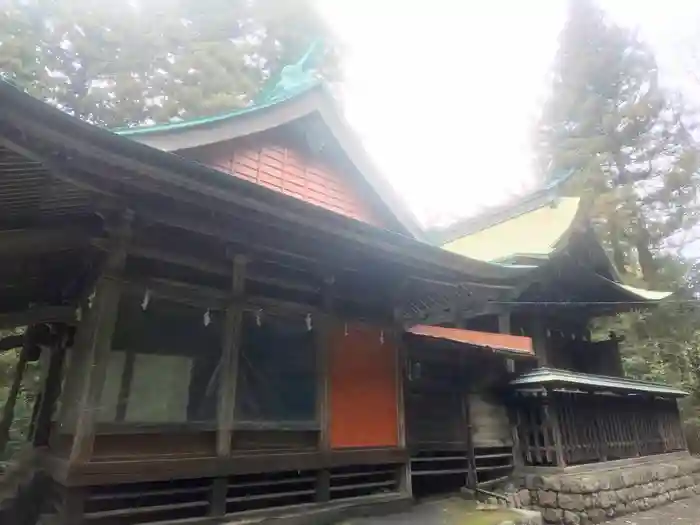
[202,143,387,227]
[407,325,534,355]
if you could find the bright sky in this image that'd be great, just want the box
[315,0,700,228]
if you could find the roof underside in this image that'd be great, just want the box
[441,197,581,263]
[0,80,540,325]
[511,367,688,397]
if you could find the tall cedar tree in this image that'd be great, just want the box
[539,0,700,428]
[536,0,700,287]
[0,0,341,127]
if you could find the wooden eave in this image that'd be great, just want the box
[0,82,536,323]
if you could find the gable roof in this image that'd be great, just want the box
[113,82,423,238]
[428,176,673,305]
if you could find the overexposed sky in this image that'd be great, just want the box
[315,0,700,227]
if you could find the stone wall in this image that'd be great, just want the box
[510,456,700,524]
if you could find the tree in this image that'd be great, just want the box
[537,0,700,434]
[536,0,700,288]
[0,0,340,127]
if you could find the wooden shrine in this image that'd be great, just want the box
[0,56,690,525]
[0,76,535,524]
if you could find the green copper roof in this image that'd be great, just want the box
[511,367,687,397]
[113,41,323,137]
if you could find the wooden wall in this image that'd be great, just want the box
[329,322,399,449]
[186,140,387,228]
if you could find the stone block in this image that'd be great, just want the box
[632,485,647,500]
[582,494,597,509]
[616,487,633,503]
[614,503,626,516]
[542,508,564,524]
[561,476,598,494]
[586,508,606,524]
[627,499,641,512]
[682,475,694,489]
[621,470,639,487]
[538,490,558,508]
[558,493,585,512]
[562,510,580,525]
[598,490,617,508]
[689,458,700,473]
[525,474,538,490]
[609,473,625,490]
[519,489,532,507]
[641,483,654,499]
[541,476,562,492]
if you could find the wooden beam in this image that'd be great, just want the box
[0,334,23,352]
[216,255,247,457]
[69,211,132,463]
[0,228,90,257]
[0,306,77,330]
[92,239,321,296]
[0,344,29,454]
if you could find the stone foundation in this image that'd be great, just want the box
[511,454,700,524]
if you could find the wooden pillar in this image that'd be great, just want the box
[547,393,567,468]
[69,211,131,463]
[530,315,550,367]
[315,275,334,503]
[32,328,69,447]
[393,307,412,497]
[216,254,247,457]
[0,343,29,454]
[498,312,511,335]
[509,403,524,468]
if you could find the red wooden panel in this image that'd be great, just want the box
[329,322,399,449]
[190,142,386,227]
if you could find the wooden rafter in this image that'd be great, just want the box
[0,305,76,330]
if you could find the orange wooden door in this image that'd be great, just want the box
[329,322,399,449]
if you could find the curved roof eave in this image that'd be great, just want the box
[113,83,424,239]
[0,79,537,285]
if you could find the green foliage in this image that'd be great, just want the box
[537,0,700,286]
[539,0,700,428]
[0,329,41,469]
[0,0,340,127]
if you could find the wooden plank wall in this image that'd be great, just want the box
[189,141,387,229]
[514,393,686,467]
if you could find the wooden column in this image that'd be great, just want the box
[32,327,69,447]
[315,275,334,503]
[393,305,412,497]
[498,312,511,334]
[216,254,247,457]
[530,315,550,367]
[69,211,132,463]
[547,393,567,467]
[0,343,29,455]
